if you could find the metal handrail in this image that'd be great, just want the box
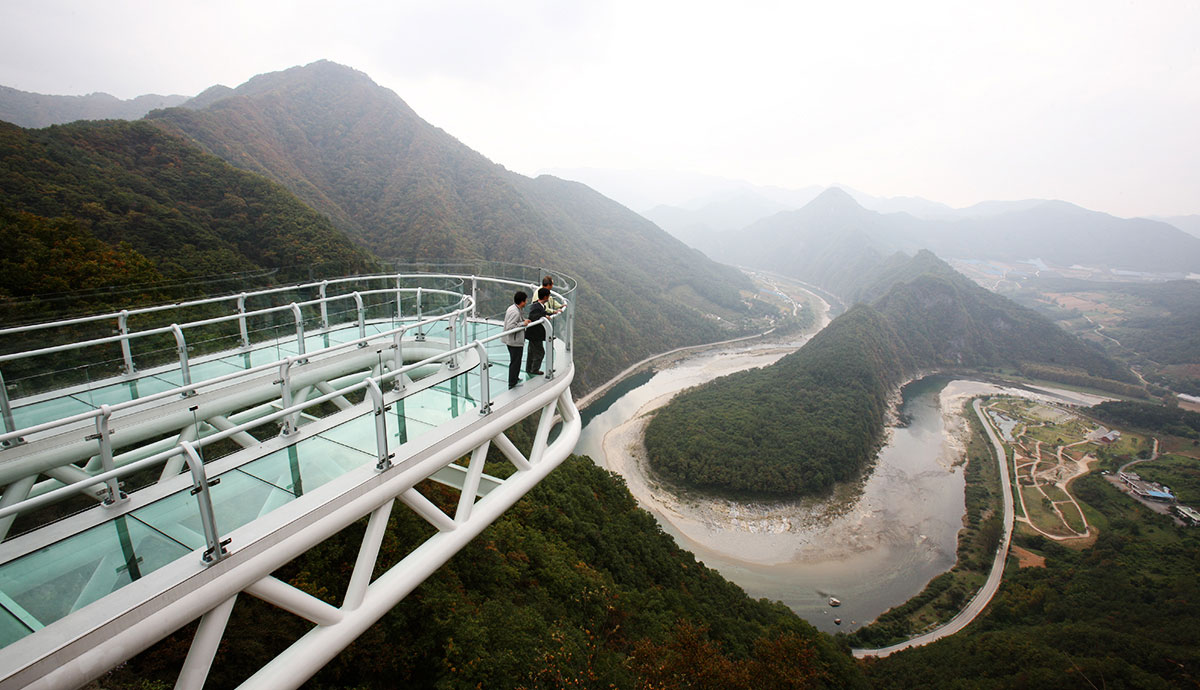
[0,309,568,567]
[0,301,474,445]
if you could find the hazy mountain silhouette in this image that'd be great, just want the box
[148,60,753,391]
[0,85,188,128]
[713,189,1200,296]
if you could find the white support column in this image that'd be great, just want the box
[175,595,238,690]
[0,475,36,541]
[528,401,558,466]
[492,432,532,472]
[454,441,491,524]
[343,499,395,611]
[399,488,457,533]
[246,576,343,627]
[205,415,261,449]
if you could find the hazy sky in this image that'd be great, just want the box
[2,0,1197,217]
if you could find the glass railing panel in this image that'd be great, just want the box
[238,436,374,497]
[151,358,246,388]
[71,376,178,408]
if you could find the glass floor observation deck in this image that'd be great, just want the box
[0,270,576,658]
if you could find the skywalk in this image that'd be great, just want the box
[0,269,580,689]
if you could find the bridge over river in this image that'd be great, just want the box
[0,268,580,689]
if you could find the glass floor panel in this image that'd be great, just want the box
[0,515,192,637]
[11,396,95,431]
[401,387,479,428]
[316,411,437,456]
[238,436,374,497]
[131,470,296,549]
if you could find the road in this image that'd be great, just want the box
[853,398,1014,658]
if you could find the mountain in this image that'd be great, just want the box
[644,251,1133,499]
[0,118,374,322]
[147,60,754,392]
[643,189,790,250]
[0,85,188,128]
[716,191,1200,298]
[1154,214,1200,240]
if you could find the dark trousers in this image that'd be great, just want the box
[526,339,545,375]
[507,345,523,388]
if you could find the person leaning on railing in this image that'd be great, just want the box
[503,291,529,389]
[542,275,565,315]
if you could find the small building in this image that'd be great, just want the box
[1098,430,1121,444]
[1173,505,1200,526]
[1119,471,1175,502]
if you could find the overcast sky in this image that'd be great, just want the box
[2,0,1197,217]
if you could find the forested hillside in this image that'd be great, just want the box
[645,252,1133,498]
[0,119,373,286]
[865,475,1200,688]
[148,60,754,392]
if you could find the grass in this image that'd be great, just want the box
[1058,501,1087,533]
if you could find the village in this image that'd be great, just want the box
[982,398,1200,538]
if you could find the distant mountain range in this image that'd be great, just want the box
[550,168,1200,278]
[704,188,1200,295]
[0,85,189,128]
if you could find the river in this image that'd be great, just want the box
[576,316,1111,634]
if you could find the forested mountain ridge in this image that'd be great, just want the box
[0,119,373,288]
[0,85,188,128]
[147,60,753,392]
[645,252,1134,498]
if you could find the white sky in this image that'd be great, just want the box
[1,0,1197,217]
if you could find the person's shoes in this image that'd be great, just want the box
[532,370,544,375]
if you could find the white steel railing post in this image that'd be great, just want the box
[0,369,17,441]
[353,291,366,343]
[470,276,478,319]
[171,324,194,393]
[394,276,403,322]
[318,281,330,329]
[278,360,295,435]
[475,341,491,415]
[543,319,555,381]
[415,288,425,341]
[118,310,135,375]
[291,303,306,358]
[237,293,250,348]
[392,327,405,388]
[179,441,229,565]
[447,313,459,370]
[93,405,125,505]
[365,379,393,471]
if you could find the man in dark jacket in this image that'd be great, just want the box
[525,287,550,376]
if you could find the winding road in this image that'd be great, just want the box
[853,397,1014,658]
